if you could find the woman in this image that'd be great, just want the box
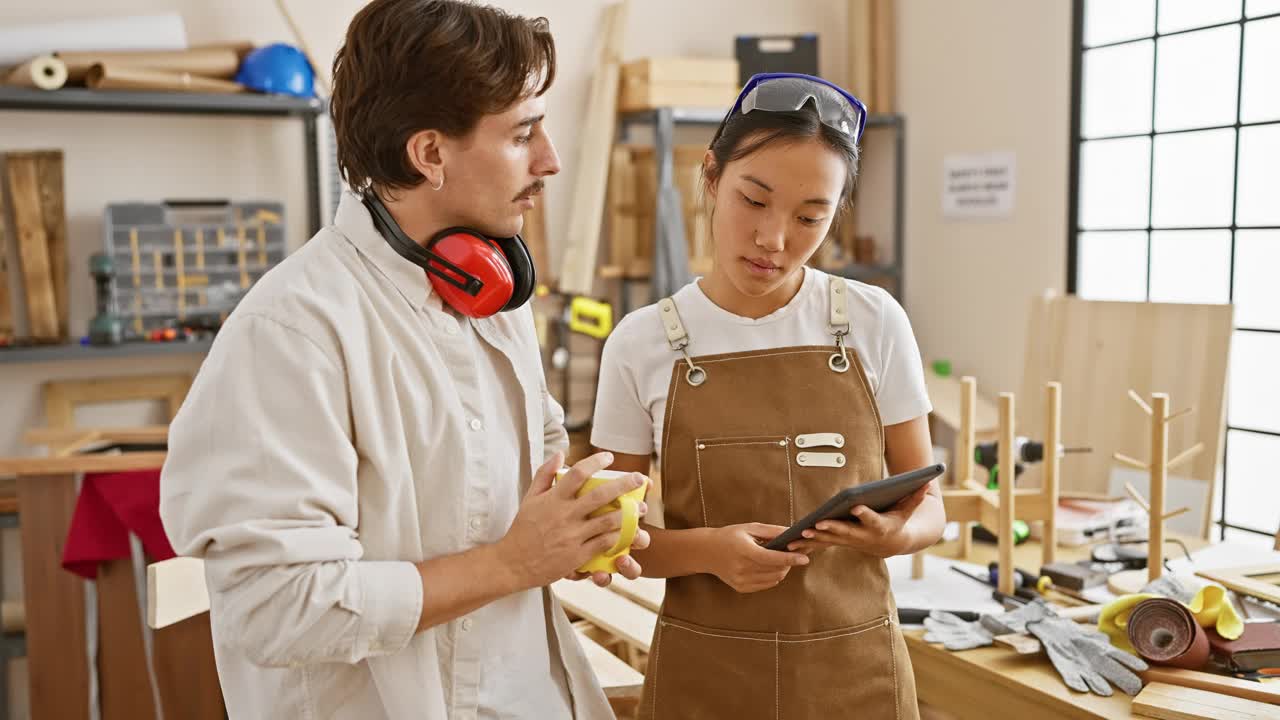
[591,73,943,719]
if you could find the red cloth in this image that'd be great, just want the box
[62,469,176,580]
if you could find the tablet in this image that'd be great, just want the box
[763,463,946,551]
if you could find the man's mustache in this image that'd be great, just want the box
[514,180,544,202]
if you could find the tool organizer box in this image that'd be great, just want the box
[103,200,285,334]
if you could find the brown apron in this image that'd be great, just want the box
[638,276,920,720]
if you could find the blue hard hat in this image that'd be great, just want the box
[236,43,315,97]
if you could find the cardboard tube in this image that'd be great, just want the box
[58,47,243,84]
[6,55,69,90]
[1128,597,1211,670]
[85,64,244,94]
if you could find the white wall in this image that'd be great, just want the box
[897,0,1072,395]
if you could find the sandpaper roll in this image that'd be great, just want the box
[6,55,69,90]
[85,64,244,94]
[57,47,244,84]
[1127,597,1211,670]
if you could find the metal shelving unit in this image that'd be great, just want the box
[0,86,326,365]
[615,107,906,315]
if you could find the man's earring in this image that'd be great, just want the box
[431,171,445,191]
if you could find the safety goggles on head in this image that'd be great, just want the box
[725,73,868,144]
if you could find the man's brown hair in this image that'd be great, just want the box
[330,0,556,195]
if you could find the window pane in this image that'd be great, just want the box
[1155,26,1240,132]
[1083,41,1153,138]
[1223,430,1280,535]
[1228,331,1280,433]
[1248,0,1280,18]
[1234,231,1280,329]
[1159,0,1240,33]
[1149,230,1231,303]
[1085,0,1155,46]
[1237,125,1280,226]
[1077,231,1148,300]
[1242,18,1280,123]
[1151,129,1236,228]
[1080,137,1151,229]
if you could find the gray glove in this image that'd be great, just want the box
[923,611,992,650]
[924,600,1055,651]
[1025,616,1149,696]
[1141,574,1197,604]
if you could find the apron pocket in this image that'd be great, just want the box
[649,617,781,720]
[694,435,794,528]
[778,615,901,718]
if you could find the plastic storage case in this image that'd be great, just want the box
[103,200,285,335]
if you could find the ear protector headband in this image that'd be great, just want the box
[362,193,536,318]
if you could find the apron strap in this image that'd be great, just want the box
[828,276,852,373]
[658,297,707,386]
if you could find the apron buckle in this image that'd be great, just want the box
[829,330,850,373]
[677,341,707,386]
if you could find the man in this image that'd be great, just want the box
[160,1,648,717]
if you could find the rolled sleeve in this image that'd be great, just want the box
[160,312,421,668]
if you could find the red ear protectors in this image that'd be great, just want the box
[363,193,536,318]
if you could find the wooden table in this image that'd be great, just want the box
[908,534,1210,720]
[0,452,222,720]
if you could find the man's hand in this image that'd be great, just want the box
[495,451,651,591]
[785,482,931,558]
[709,523,810,593]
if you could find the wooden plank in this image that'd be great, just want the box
[97,558,159,720]
[1017,295,1232,537]
[152,613,225,720]
[23,424,169,448]
[1195,563,1280,606]
[575,628,643,699]
[606,575,664,613]
[847,0,875,100]
[523,191,551,288]
[0,160,13,340]
[1132,682,1276,719]
[147,557,210,629]
[5,154,59,340]
[870,0,896,112]
[0,452,166,476]
[1139,668,1280,707]
[34,151,68,339]
[558,0,628,295]
[17,472,89,720]
[552,579,656,653]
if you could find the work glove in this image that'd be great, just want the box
[1026,616,1148,696]
[924,599,1054,651]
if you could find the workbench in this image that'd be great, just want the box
[908,534,1210,720]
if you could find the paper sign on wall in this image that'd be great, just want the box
[943,152,1016,218]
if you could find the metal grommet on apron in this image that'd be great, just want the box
[641,277,920,720]
[658,298,706,386]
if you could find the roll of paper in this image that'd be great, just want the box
[85,64,244,94]
[57,47,243,84]
[5,55,69,90]
[1128,597,1212,670]
[0,13,187,66]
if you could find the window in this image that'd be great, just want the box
[1068,0,1280,543]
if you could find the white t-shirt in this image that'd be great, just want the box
[591,267,933,460]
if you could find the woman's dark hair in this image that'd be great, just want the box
[331,0,556,196]
[703,102,861,220]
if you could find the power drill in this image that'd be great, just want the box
[974,437,1092,488]
[971,438,1091,545]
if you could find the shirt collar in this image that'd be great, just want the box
[334,190,442,312]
